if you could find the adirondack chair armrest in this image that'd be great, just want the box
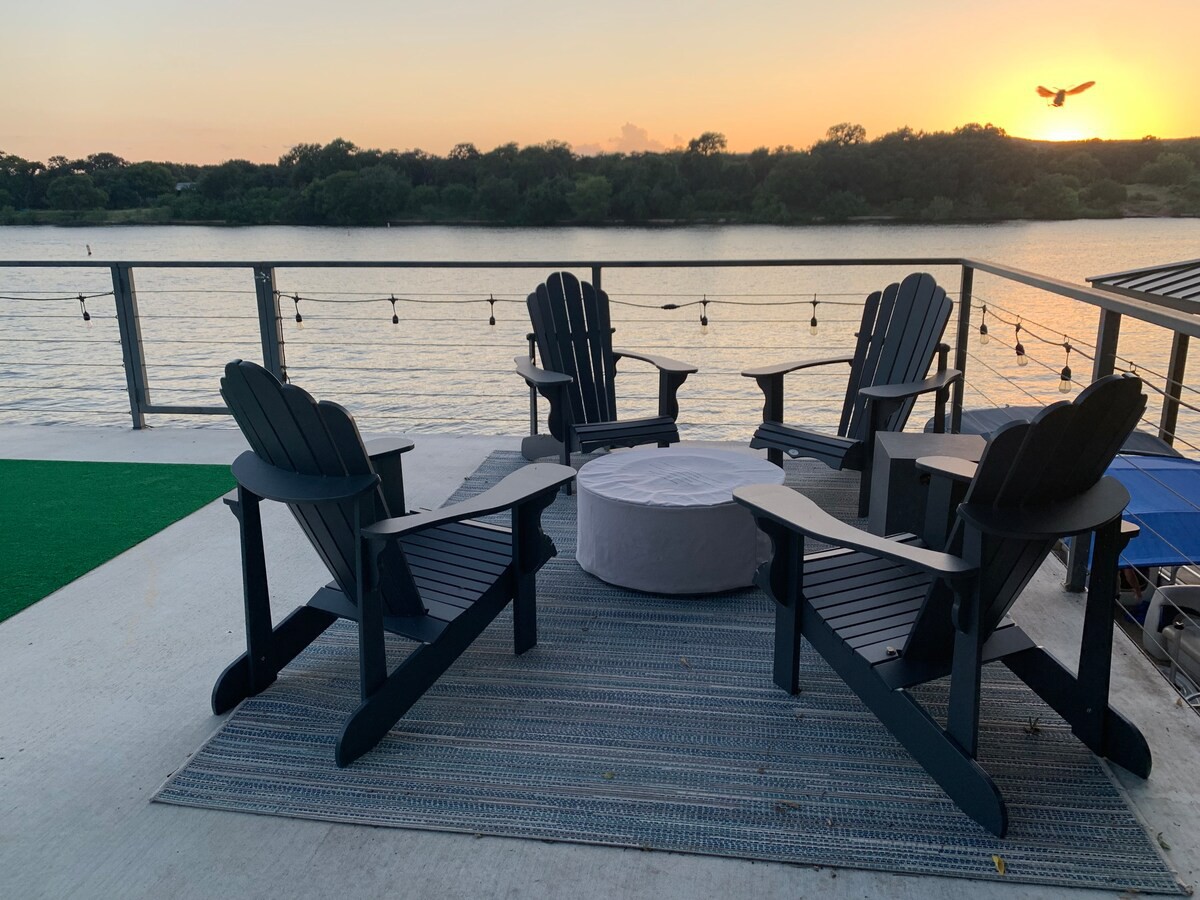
[957,476,1131,539]
[364,436,415,459]
[515,356,573,388]
[733,483,977,579]
[857,368,962,402]
[915,455,978,484]
[230,451,380,504]
[741,355,855,379]
[612,349,699,375]
[364,463,575,540]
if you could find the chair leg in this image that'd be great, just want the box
[773,601,803,694]
[1004,646,1152,778]
[335,587,510,766]
[801,606,1008,835]
[560,442,574,494]
[212,604,336,714]
[512,570,537,656]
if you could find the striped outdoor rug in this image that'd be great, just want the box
[156,452,1183,893]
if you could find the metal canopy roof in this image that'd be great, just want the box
[1088,258,1200,313]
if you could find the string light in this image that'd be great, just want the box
[699,297,709,332]
[292,295,303,328]
[77,293,91,324]
[1059,338,1073,393]
[809,296,819,336]
[979,304,989,344]
[1014,320,1027,366]
[390,295,399,325]
[488,295,496,326]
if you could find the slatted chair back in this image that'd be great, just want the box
[220,360,408,611]
[840,272,953,441]
[527,271,618,428]
[904,374,1145,659]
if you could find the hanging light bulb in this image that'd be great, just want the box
[292,295,304,328]
[1058,340,1073,392]
[78,293,91,324]
[390,295,399,325]
[488,295,496,327]
[699,297,709,333]
[1014,321,1026,366]
[809,296,819,336]
[978,305,989,344]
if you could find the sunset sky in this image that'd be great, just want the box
[3,0,1198,164]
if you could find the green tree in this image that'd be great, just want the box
[477,176,519,220]
[45,174,108,210]
[1023,174,1079,219]
[820,189,868,221]
[309,165,411,225]
[101,161,175,208]
[408,184,440,217]
[1081,178,1127,211]
[440,183,475,216]
[762,154,822,215]
[568,174,612,221]
[686,132,727,156]
[1138,152,1195,186]
[823,123,867,146]
[448,142,480,161]
[520,176,571,224]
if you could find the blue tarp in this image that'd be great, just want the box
[1107,456,1200,568]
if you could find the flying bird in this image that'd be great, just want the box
[1037,82,1095,107]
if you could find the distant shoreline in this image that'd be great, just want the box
[1,210,1195,228]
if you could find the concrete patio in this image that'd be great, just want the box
[2,423,1198,899]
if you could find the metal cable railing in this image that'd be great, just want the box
[1,257,1197,446]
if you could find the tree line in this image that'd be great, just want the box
[2,124,1199,227]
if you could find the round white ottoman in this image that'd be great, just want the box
[576,447,785,595]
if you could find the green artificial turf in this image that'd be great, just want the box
[0,458,235,623]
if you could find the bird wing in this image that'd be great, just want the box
[1066,81,1095,94]
[1036,86,1055,97]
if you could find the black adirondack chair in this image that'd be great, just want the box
[517,271,698,467]
[734,374,1151,836]
[745,272,960,515]
[216,360,574,766]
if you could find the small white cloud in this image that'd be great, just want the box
[576,123,669,155]
[608,122,665,153]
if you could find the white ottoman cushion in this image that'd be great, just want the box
[576,448,785,594]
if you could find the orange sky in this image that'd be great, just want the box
[2,0,1197,164]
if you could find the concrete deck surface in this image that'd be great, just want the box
[1,424,1197,899]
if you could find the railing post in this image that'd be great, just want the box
[591,265,602,293]
[1091,308,1122,380]
[110,264,149,429]
[253,265,287,382]
[951,264,973,433]
[1159,331,1189,446]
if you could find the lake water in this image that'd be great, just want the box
[1,219,1198,447]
